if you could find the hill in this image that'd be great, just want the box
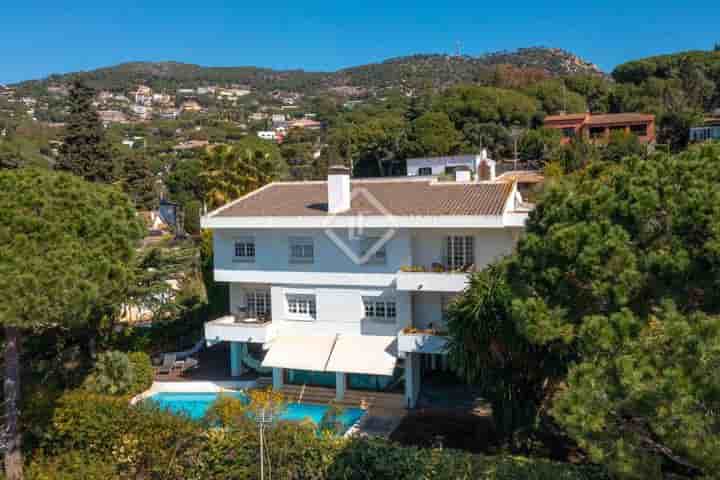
[612,49,720,84]
[12,47,603,96]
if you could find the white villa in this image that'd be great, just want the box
[406,149,495,179]
[201,166,530,408]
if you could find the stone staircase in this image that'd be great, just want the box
[255,377,406,411]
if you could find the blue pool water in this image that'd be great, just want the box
[148,392,365,433]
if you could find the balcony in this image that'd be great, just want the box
[204,313,275,345]
[396,265,471,293]
[397,328,448,354]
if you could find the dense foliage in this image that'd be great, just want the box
[0,168,144,479]
[448,143,720,478]
[446,265,567,440]
[200,137,286,209]
[82,351,153,396]
[56,80,114,182]
[31,390,609,480]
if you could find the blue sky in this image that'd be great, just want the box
[2,1,718,84]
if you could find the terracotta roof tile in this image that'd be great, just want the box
[585,113,654,125]
[212,179,513,218]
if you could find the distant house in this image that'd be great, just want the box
[544,113,656,144]
[180,100,203,113]
[152,93,173,105]
[98,110,128,125]
[131,105,153,120]
[249,112,268,121]
[157,108,179,120]
[131,85,153,106]
[288,118,322,130]
[690,117,720,142]
[406,150,494,178]
[139,210,171,236]
[173,140,210,151]
[257,131,277,141]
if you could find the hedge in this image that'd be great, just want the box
[36,390,609,480]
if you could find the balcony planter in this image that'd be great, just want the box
[397,329,448,354]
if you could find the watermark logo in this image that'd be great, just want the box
[323,187,398,265]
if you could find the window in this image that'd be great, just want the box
[417,167,432,176]
[246,290,271,317]
[289,237,314,264]
[363,298,397,322]
[287,294,316,319]
[360,237,387,264]
[561,127,576,138]
[446,236,474,270]
[630,124,647,136]
[233,237,255,262]
[589,126,606,139]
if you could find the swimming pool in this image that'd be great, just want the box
[147,392,365,433]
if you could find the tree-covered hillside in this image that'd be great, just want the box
[12,47,604,95]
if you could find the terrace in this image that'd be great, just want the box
[204,312,276,345]
[396,264,473,293]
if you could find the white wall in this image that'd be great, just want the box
[217,226,518,337]
[409,228,516,269]
[411,292,460,330]
[214,228,412,276]
[406,156,477,177]
[229,282,410,337]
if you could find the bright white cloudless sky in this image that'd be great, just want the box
[1,0,718,83]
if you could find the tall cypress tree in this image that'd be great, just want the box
[120,149,157,210]
[57,79,114,182]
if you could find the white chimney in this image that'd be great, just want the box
[328,165,351,213]
[454,165,472,182]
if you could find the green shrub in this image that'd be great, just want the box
[203,394,251,429]
[127,351,153,395]
[83,350,136,396]
[27,451,117,480]
[42,389,608,480]
[184,199,202,235]
[48,390,132,454]
[82,350,154,397]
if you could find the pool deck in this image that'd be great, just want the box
[154,342,262,382]
[131,380,257,405]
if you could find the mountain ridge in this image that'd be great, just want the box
[12,47,604,95]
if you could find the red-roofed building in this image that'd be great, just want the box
[544,113,656,145]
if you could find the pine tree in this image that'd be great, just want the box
[0,168,143,480]
[119,149,157,210]
[57,79,114,182]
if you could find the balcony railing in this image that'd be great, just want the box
[396,265,471,292]
[398,327,448,354]
[204,312,275,344]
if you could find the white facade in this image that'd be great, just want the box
[202,176,528,408]
[257,131,277,141]
[407,149,495,179]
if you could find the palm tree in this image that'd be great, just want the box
[200,144,281,210]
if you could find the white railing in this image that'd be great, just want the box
[205,315,275,344]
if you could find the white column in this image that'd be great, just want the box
[272,367,284,389]
[404,353,421,408]
[230,342,244,377]
[336,372,346,401]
